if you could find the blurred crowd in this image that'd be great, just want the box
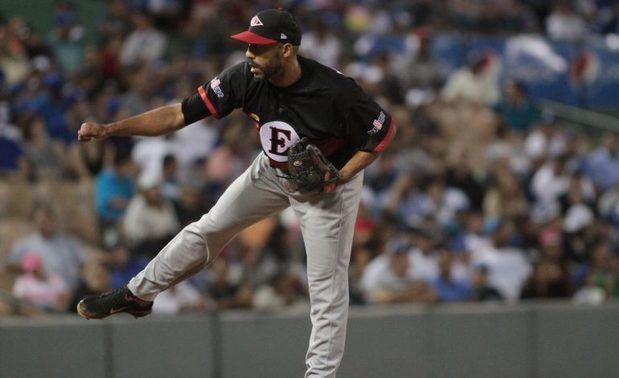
[2,0,619,317]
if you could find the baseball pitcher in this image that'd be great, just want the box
[77,9,396,378]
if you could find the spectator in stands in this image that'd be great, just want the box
[585,132,619,192]
[440,51,500,105]
[431,251,471,302]
[8,204,86,290]
[161,154,181,202]
[119,12,166,66]
[600,3,619,34]
[12,252,70,312]
[76,137,110,178]
[389,175,470,229]
[445,149,485,211]
[523,111,568,164]
[469,264,503,301]
[393,27,444,99]
[106,242,148,290]
[0,16,31,85]
[0,127,25,178]
[300,17,342,69]
[493,80,540,134]
[408,228,440,282]
[520,258,571,299]
[131,134,173,186]
[546,2,588,41]
[560,173,596,235]
[22,117,64,181]
[572,272,606,305]
[484,165,530,220]
[361,239,436,304]
[121,66,157,116]
[94,152,135,234]
[365,150,400,214]
[46,3,84,74]
[31,71,77,145]
[152,281,209,315]
[471,220,531,301]
[253,271,306,311]
[530,154,571,216]
[69,259,110,314]
[98,0,131,43]
[123,171,180,256]
[208,259,253,310]
[585,241,614,298]
[598,181,619,227]
[174,184,210,227]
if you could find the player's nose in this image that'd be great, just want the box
[245,46,255,59]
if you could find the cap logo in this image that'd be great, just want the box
[250,16,263,26]
[280,33,287,39]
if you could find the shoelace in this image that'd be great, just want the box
[98,288,125,299]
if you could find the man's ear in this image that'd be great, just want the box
[282,43,295,58]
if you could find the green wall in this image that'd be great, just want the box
[0,0,106,44]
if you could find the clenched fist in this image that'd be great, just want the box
[77,122,107,142]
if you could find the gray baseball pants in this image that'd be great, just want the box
[128,153,363,378]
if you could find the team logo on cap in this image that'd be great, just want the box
[280,33,287,39]
[250,16,263,26]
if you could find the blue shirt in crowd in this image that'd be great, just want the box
[95,169,134,223]
[432,277,471,302]
[0,137,23,171]
[585,147,619,191]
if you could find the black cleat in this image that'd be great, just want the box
[77,286,153,319]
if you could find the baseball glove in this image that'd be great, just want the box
[281,137,340,193]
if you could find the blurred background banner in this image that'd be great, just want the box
[5,1,619,109]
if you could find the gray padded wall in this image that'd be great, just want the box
[3,303,619,378]
[339,309,431,378]
[0,318,107,378]
[429,306,532,378]
[107,315,215,378]
[534,303,619,378]
[219,312,312,378]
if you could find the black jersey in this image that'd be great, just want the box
[181,56,395,169]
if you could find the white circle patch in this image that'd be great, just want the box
[259,121,300,162]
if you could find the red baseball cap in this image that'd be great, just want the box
[231,9,301,46]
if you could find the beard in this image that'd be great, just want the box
[249,55,284,81]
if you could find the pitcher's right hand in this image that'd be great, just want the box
[78,122,107,142]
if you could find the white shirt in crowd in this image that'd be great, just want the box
[123,194,180,245]
[120,27,167,65]
[300,31,342,69]
[471,245,531,301]
[132,136,171,183]
[360,253,415,303]
[546,10,588,41]
[152,281,204,315]
[410,248,470,283]
[524,130,567,160]
[170,120,218,181]
[530,162,569,204]
[441,67,500,105]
